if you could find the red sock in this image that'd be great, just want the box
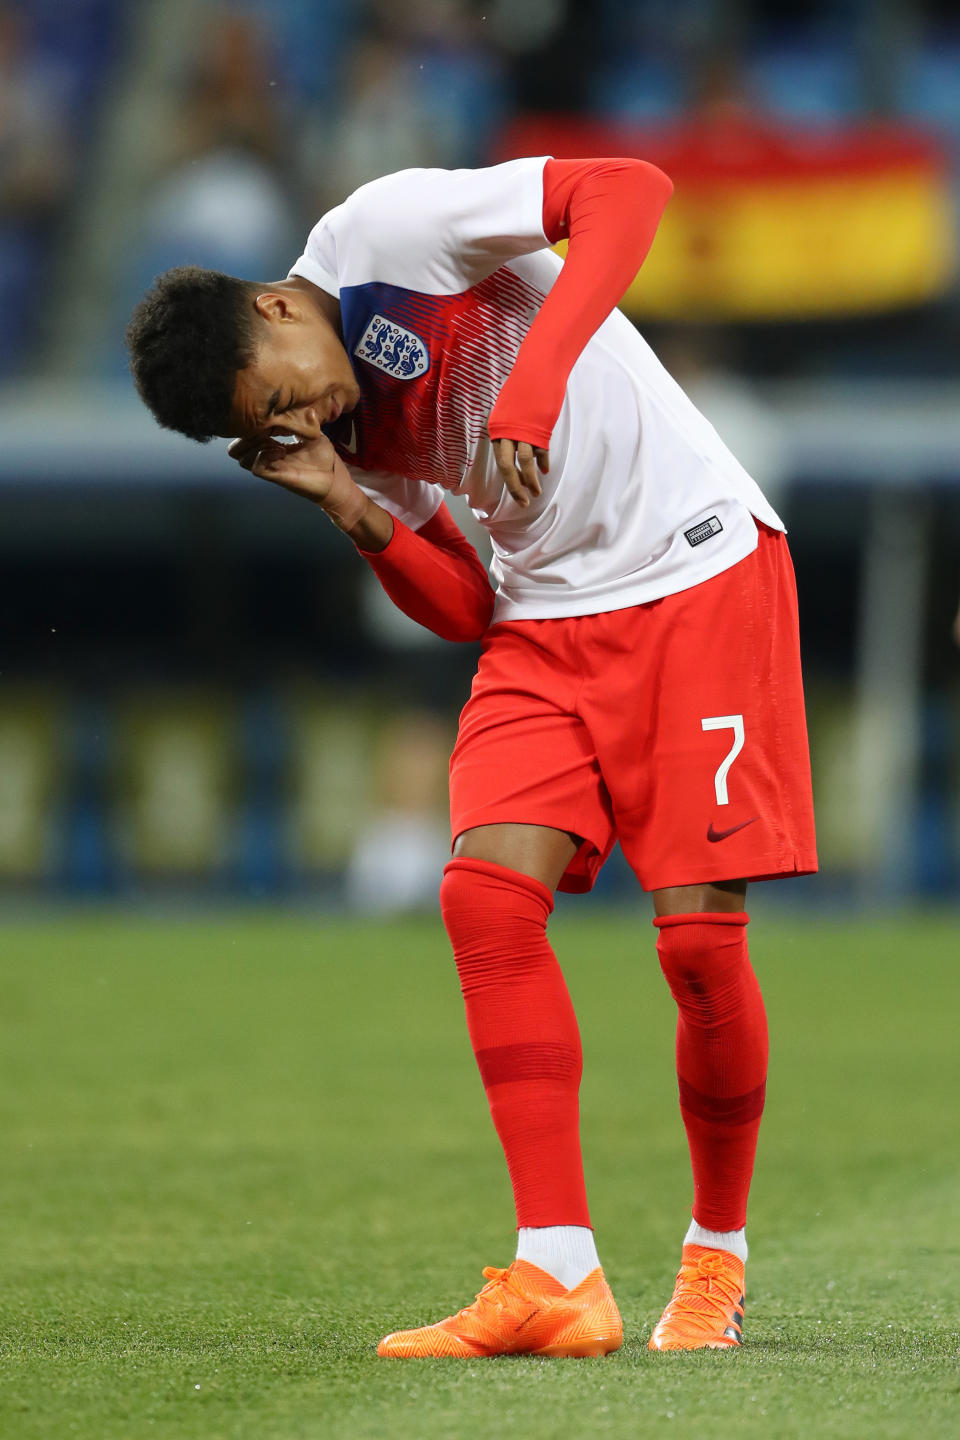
[654,912,767,1232]
[440,857,590,1228]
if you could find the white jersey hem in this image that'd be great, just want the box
[491,519,763,624]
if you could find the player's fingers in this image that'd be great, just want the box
[493,438,529,506]
[249,437,300,480]
[250,451,285,483]
[516,442,541,497]
[251,456,309,494]
[492,437,515,474]
[227,436,262,470]
[535,447,550,474]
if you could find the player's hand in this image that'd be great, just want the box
[492,438,550,508]
[227,431,346,506]
[228,430,369,534]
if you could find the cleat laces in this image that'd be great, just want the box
[455,1266,541,1330]
[661,1252,742,1338]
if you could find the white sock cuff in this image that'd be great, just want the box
[515,1225,600,1290]
[684,1220,748,1262]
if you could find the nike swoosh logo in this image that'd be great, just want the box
[706,816,759,843]
[342,419,358,455]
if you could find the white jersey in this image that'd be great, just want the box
[289,156,784,622]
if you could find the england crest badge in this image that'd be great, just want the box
[354,314,429,380]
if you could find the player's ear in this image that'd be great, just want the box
[254,291,300,325]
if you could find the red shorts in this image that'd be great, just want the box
[449,524,817,893]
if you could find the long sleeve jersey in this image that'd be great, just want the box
[288,156,783,637]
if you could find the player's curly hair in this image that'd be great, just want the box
[125,266,259,443]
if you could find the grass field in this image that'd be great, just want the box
[1,906,957,1439]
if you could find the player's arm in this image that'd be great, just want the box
[228,433,494,642]
[358,505,494,642]
[489,157,674,505]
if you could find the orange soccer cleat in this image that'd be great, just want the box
[377,1260,623,1358]
[648,1244,745,1350]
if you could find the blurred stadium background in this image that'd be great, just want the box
[2,0,959,912]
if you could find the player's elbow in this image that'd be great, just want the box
[591,158,673,231]
[631,159,674,208]
[600,157,673,212]
[434,590,495,643]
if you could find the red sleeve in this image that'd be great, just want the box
[357,504,495,643]
[487,157,673,449]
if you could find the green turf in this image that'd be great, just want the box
[0,907,957,1439]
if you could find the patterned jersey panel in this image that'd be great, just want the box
[335,268,546,489]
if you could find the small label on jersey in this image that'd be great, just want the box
[684,515,723,547]
[354,314,429,380]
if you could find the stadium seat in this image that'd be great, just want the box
[897,42,960,137]
[588,56,686,123]
[746,41,863,123]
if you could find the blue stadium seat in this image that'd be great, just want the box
[0,228,46,376]
[588,57,686,124]
[24,0,122,123]
[897,42,960,137]
[225,0,356,101]
[746,41,863,123]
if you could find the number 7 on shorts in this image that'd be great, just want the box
[701,714,744,806]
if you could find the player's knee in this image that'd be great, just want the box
[440,856,553,959]
[654,913,751,1015]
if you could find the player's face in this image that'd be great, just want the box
[228,289,360,440]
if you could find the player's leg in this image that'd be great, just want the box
[379,624,624,1359]
[379,821,622,1359]
[647,876,762,1350]
[453,820,578,887]
[582,525,816,1350]
[449,823,601,1281]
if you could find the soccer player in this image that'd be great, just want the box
[126,156,817,1357]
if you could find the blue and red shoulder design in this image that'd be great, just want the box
[328,272,546,487]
